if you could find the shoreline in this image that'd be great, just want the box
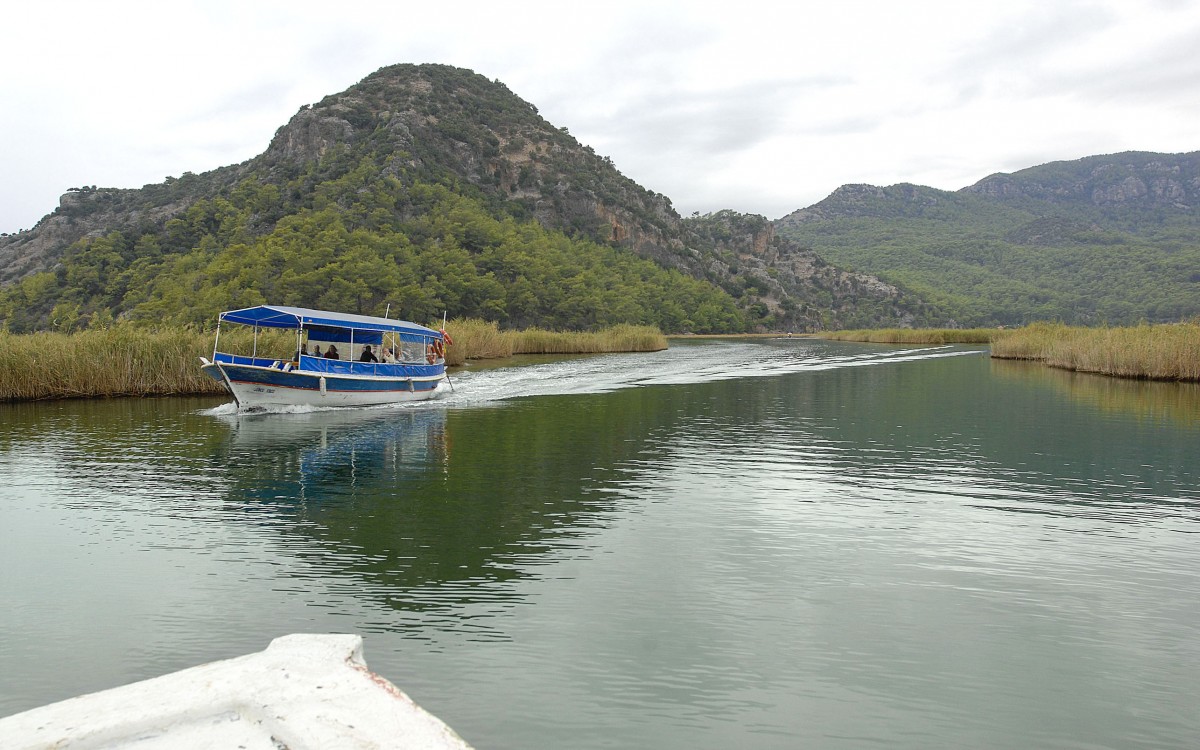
[818,323,1200,382]
[816,328,1000,344]
[988,322,1200,382]
[5,322,1196,402]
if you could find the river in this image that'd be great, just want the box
[2,338,1199,749]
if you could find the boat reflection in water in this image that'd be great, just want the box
[211,398,624,623]
[216,404,451,503]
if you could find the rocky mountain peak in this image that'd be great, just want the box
[1,63,946,332]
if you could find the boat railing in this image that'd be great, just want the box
[213,352,284,369]
[299,356,443,378]
[215,352,443,378]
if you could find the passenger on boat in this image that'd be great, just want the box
[359,345,378,363]
[324,345,340,359]
[382,347,398,364]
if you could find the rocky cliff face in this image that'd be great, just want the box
[264,106,356,164]
[1,190,173,285]
[0,169,248,286]
[963,151,1200,211]
[686,210,923,329]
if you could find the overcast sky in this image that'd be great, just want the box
[3,0,1199,234]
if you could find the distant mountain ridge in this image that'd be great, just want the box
[965,152,1200,213]
[776,151,1200,326]
[0,64,938,333]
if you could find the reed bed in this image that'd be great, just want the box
[0,327,233,400]
[991,322,1200,381]
[512,324,668,355]
[436,319,666,364]
[437,318,512,364]
[821,328,1005,344]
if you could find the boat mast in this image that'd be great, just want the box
[384,304,393,361]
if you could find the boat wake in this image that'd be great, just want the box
[437,340,986,407]
[199,340,985,416]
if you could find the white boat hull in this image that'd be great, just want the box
[0,634,473,749]
[204,361,446,410]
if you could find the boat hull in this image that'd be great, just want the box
[213,362,445,409]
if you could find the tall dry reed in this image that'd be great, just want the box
[437,318,514,365]
[991,322,1200,381]
[511,324,667,355]
[0,327,225,400]
[436,319,666,364]
[822,328,1004,344]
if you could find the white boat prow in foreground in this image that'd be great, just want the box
[200,305,451,410]
[0,633,473,750]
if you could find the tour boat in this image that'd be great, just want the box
[201,305,450,410]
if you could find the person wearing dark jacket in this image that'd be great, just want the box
[359,345,378,363]
[324,345,340,359]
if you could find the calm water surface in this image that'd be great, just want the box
[2,338,1199,749]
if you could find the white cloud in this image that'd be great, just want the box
[2,0,1198,233]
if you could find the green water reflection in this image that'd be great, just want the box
[199,384,720,616]
[992,356,1200,426]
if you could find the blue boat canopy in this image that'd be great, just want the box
[219,305,440,338]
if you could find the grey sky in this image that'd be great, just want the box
[2,0,1199,234]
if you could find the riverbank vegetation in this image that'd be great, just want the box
[0,327,224,401]
[0,320,667,401]
[439,319,665,365]
[820,328,1003,344]
[991,322,1200,381]
[823,322,1200,381]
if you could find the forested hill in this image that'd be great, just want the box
[0,64,942,334]
[776,151,1200,326]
